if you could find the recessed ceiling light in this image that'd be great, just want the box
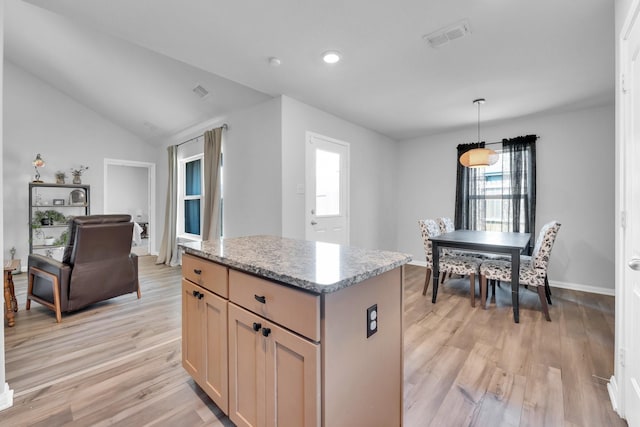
[322,51,341,64]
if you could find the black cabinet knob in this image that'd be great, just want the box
[254,294,266,304]
[261,327,271,337]
[192,290,199,297]
[197,293,204,300]
[252,322,262,332]
[193,269,202,275]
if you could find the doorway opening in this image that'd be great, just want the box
[104,159,156,256]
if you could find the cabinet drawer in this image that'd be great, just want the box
[182,253,228,298]
[229,270,320,342]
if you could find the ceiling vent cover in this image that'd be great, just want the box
[423,19,472,49]
[192,84,209,98]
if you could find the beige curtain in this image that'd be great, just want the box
[202,127,223,240]
[156,145,179,266]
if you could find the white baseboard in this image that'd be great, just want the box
[407,261,615,296]
[608,375,622,417]
[0,382,14,411]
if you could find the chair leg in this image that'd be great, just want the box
[491,280,496,300]
[26,271,34,310]
[469,273,476,307]
[137,280,142,299]
[422,268,432,296]
[536,285,551,321]
[480,275,487,309]
[441,271,447,284]
[544,276,552,305]
[28,267,62,323]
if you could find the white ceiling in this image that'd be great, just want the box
[6,0,614,143]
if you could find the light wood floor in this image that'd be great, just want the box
[2,258,626,426]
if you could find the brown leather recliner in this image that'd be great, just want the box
[27,214,140,322]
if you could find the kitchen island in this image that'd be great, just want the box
[180,235,411,427]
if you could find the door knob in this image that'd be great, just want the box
[628,258,640,271]
[311,220,318,225]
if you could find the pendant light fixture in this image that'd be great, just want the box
[459,98,499,168]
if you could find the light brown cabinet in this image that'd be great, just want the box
[228,302,320,427]
[182,251,403,427]
[181,256,229,414]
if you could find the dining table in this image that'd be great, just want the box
[430,230,531,323]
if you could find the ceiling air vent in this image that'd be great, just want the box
[423,19,471,49]
[192,84,209,98]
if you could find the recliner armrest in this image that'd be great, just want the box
[28,254,72,294]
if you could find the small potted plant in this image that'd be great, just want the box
[70,165,89,184]
[55,171,67,184]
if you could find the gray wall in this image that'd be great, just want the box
[281,95,398,251]
[396,104,615,293]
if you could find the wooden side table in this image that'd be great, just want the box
[4,259,20,327]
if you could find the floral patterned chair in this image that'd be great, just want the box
[418,219,483,307]
[479,221,561,321]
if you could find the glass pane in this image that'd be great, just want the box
[315,149,340,216]
[185,159,201,196]
[185,199,200,235]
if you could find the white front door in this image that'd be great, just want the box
[305,132,349,245]
[621,4,640,425]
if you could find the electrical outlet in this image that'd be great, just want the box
[366,304,378,338]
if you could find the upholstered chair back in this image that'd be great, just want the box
[531,221,561,271]
[418,219,441,267]
[437,217,455,234]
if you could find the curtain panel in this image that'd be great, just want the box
[454,142,485,229]
[202,128,223,241]
[156,145,179,266]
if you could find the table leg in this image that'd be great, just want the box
[4,271,15,327]
[432,242,440,303]
[511,249,520,323]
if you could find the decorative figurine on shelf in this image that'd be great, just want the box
[70,165,89,184]
[55,171,67,184]
[32,153,45,183]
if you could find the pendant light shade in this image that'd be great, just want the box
[459,98,499,168]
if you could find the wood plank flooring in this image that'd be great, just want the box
[2,258,626,426]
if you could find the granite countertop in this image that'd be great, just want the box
[180,235,412,294]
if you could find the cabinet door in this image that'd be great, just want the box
[182,279,204,381]
[229,303,266,427]
[201,286,229,413]
[265,322,320,427]
[182,279,229,413]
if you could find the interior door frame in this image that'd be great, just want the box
[611,0,640,419]
[104,158,157,255]
[304,131,350,245]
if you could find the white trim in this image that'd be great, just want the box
[407,260,615,296]
[0,383,14,411]
[103,158,157,255]
[609,375,621,415]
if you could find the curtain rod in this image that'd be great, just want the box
[176,123,228,147]
[484,135,540,146]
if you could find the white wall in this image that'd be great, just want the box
[396,104,615,293]
[281,96,398,251]
[0,0,13,412]
[2,61,161,267]
[161,97,282,240]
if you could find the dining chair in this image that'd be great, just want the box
[418,219,483,307]
[479,221,561,321]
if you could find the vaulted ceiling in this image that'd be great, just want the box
[5,0,614,144]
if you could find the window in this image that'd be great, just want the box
[468,150,529,232]
[179,155,203,238]
[455,135,537,243]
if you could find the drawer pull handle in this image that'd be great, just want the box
[197,292,204,300]
[254,295,266,304]
[192,290,199,297]
[261,327,271,337]
[193,269,202,275]
[252,322,262,332]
